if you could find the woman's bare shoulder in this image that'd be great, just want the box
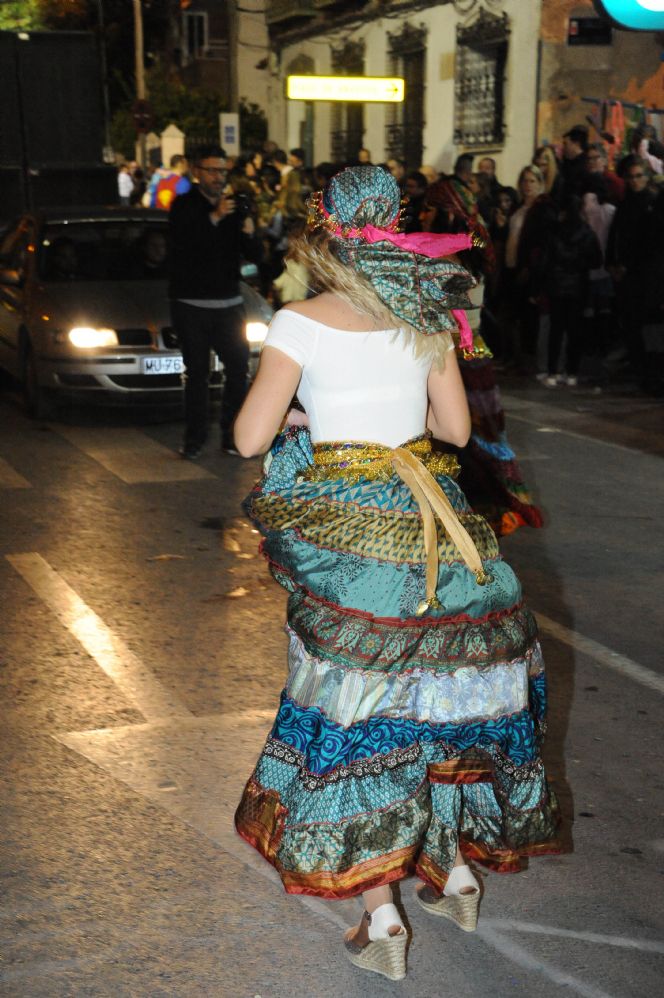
[282,293,381,332]
[281,293,332,320]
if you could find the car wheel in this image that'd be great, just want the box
[23,343,57,420]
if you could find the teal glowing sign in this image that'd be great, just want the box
[594,1,664,29]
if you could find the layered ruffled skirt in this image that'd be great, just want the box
[235,428,560,899]
[456,343,544,537]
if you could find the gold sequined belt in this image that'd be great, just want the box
[306,434,491,616]
[306,434,460,483]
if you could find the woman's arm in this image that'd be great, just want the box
[233,346,303,457]
[427,349,471,448]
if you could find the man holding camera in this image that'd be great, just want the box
[169,144,260,458]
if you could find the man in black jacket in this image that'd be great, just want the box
[169,144,259,458]
[560,125,589,199]
[606,156,656,375]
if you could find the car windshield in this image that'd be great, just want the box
[39,220,169,282]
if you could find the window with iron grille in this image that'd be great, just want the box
[183,11,208,61]
[330,41,365,163]
[454,10,509,148]
[386,23,426,171]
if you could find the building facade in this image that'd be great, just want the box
[176,0,269,113]
[264,0,542,186]
[537,0,664,148]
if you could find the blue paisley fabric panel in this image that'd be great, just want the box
[256,746,427,827]
[271,693,544,775]
[252,735,552,830]
[529,670,547,724]
[285,629,539,728]
[268,532,519,619]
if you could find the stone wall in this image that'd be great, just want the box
[538,0,664,146]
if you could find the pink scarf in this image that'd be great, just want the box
[359,226,475,350]
[358,224,473,259]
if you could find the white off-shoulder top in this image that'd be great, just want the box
[263,308,435,447]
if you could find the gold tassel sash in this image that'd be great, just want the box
[307,435,491,615]
[390,447,492,615]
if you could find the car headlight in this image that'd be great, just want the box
[68,327,119,348]
[245,321,268,346]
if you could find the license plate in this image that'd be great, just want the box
[141,355,183,375]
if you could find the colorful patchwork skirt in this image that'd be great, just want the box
[456,343,544,537]
[235,427,560,899]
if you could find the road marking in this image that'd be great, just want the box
[502,396,664,457]
[7,553,191,721]
[536,612,664,696]
[508,411,640,454]
[56,712,362,934]
[482,918,664,955]
[0,456,30,489]
[477,924,615,998]
[56,426,215,484]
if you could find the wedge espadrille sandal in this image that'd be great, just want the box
[416,864,480,932]
[344,903,407,981]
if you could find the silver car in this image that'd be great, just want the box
[0,208,271,418]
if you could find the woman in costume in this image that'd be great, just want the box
[423,177,544,536]
[233,166,560,982]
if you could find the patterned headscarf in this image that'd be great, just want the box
[425,176,495,275]
[307,165,476,339]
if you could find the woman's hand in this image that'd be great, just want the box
[285,408,309,427]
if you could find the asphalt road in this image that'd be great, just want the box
[1,380,663,998]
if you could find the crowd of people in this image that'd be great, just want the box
[117,121,664,391]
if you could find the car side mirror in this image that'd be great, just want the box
[0,268,23,288]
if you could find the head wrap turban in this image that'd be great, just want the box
[308,165,477,345]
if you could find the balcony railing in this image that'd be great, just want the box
[265,0,317,26]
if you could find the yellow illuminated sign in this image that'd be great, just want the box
[286,75,405,103]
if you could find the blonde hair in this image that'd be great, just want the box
[533,146,558,195]
[287,228,453,366]
[517,164,544,197]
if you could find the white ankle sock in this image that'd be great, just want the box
[367,902,404,940]
[443,865,479,896]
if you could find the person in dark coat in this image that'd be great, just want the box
[403,171,430,233]
[169,144,261,458]
[542,195,602,386]
[606,155,657,375]
[560,125,590,199]
[585,143,624,206]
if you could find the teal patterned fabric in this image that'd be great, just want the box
[322,165,476,336]
[323,164,400,229]
[235,427,560,897]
